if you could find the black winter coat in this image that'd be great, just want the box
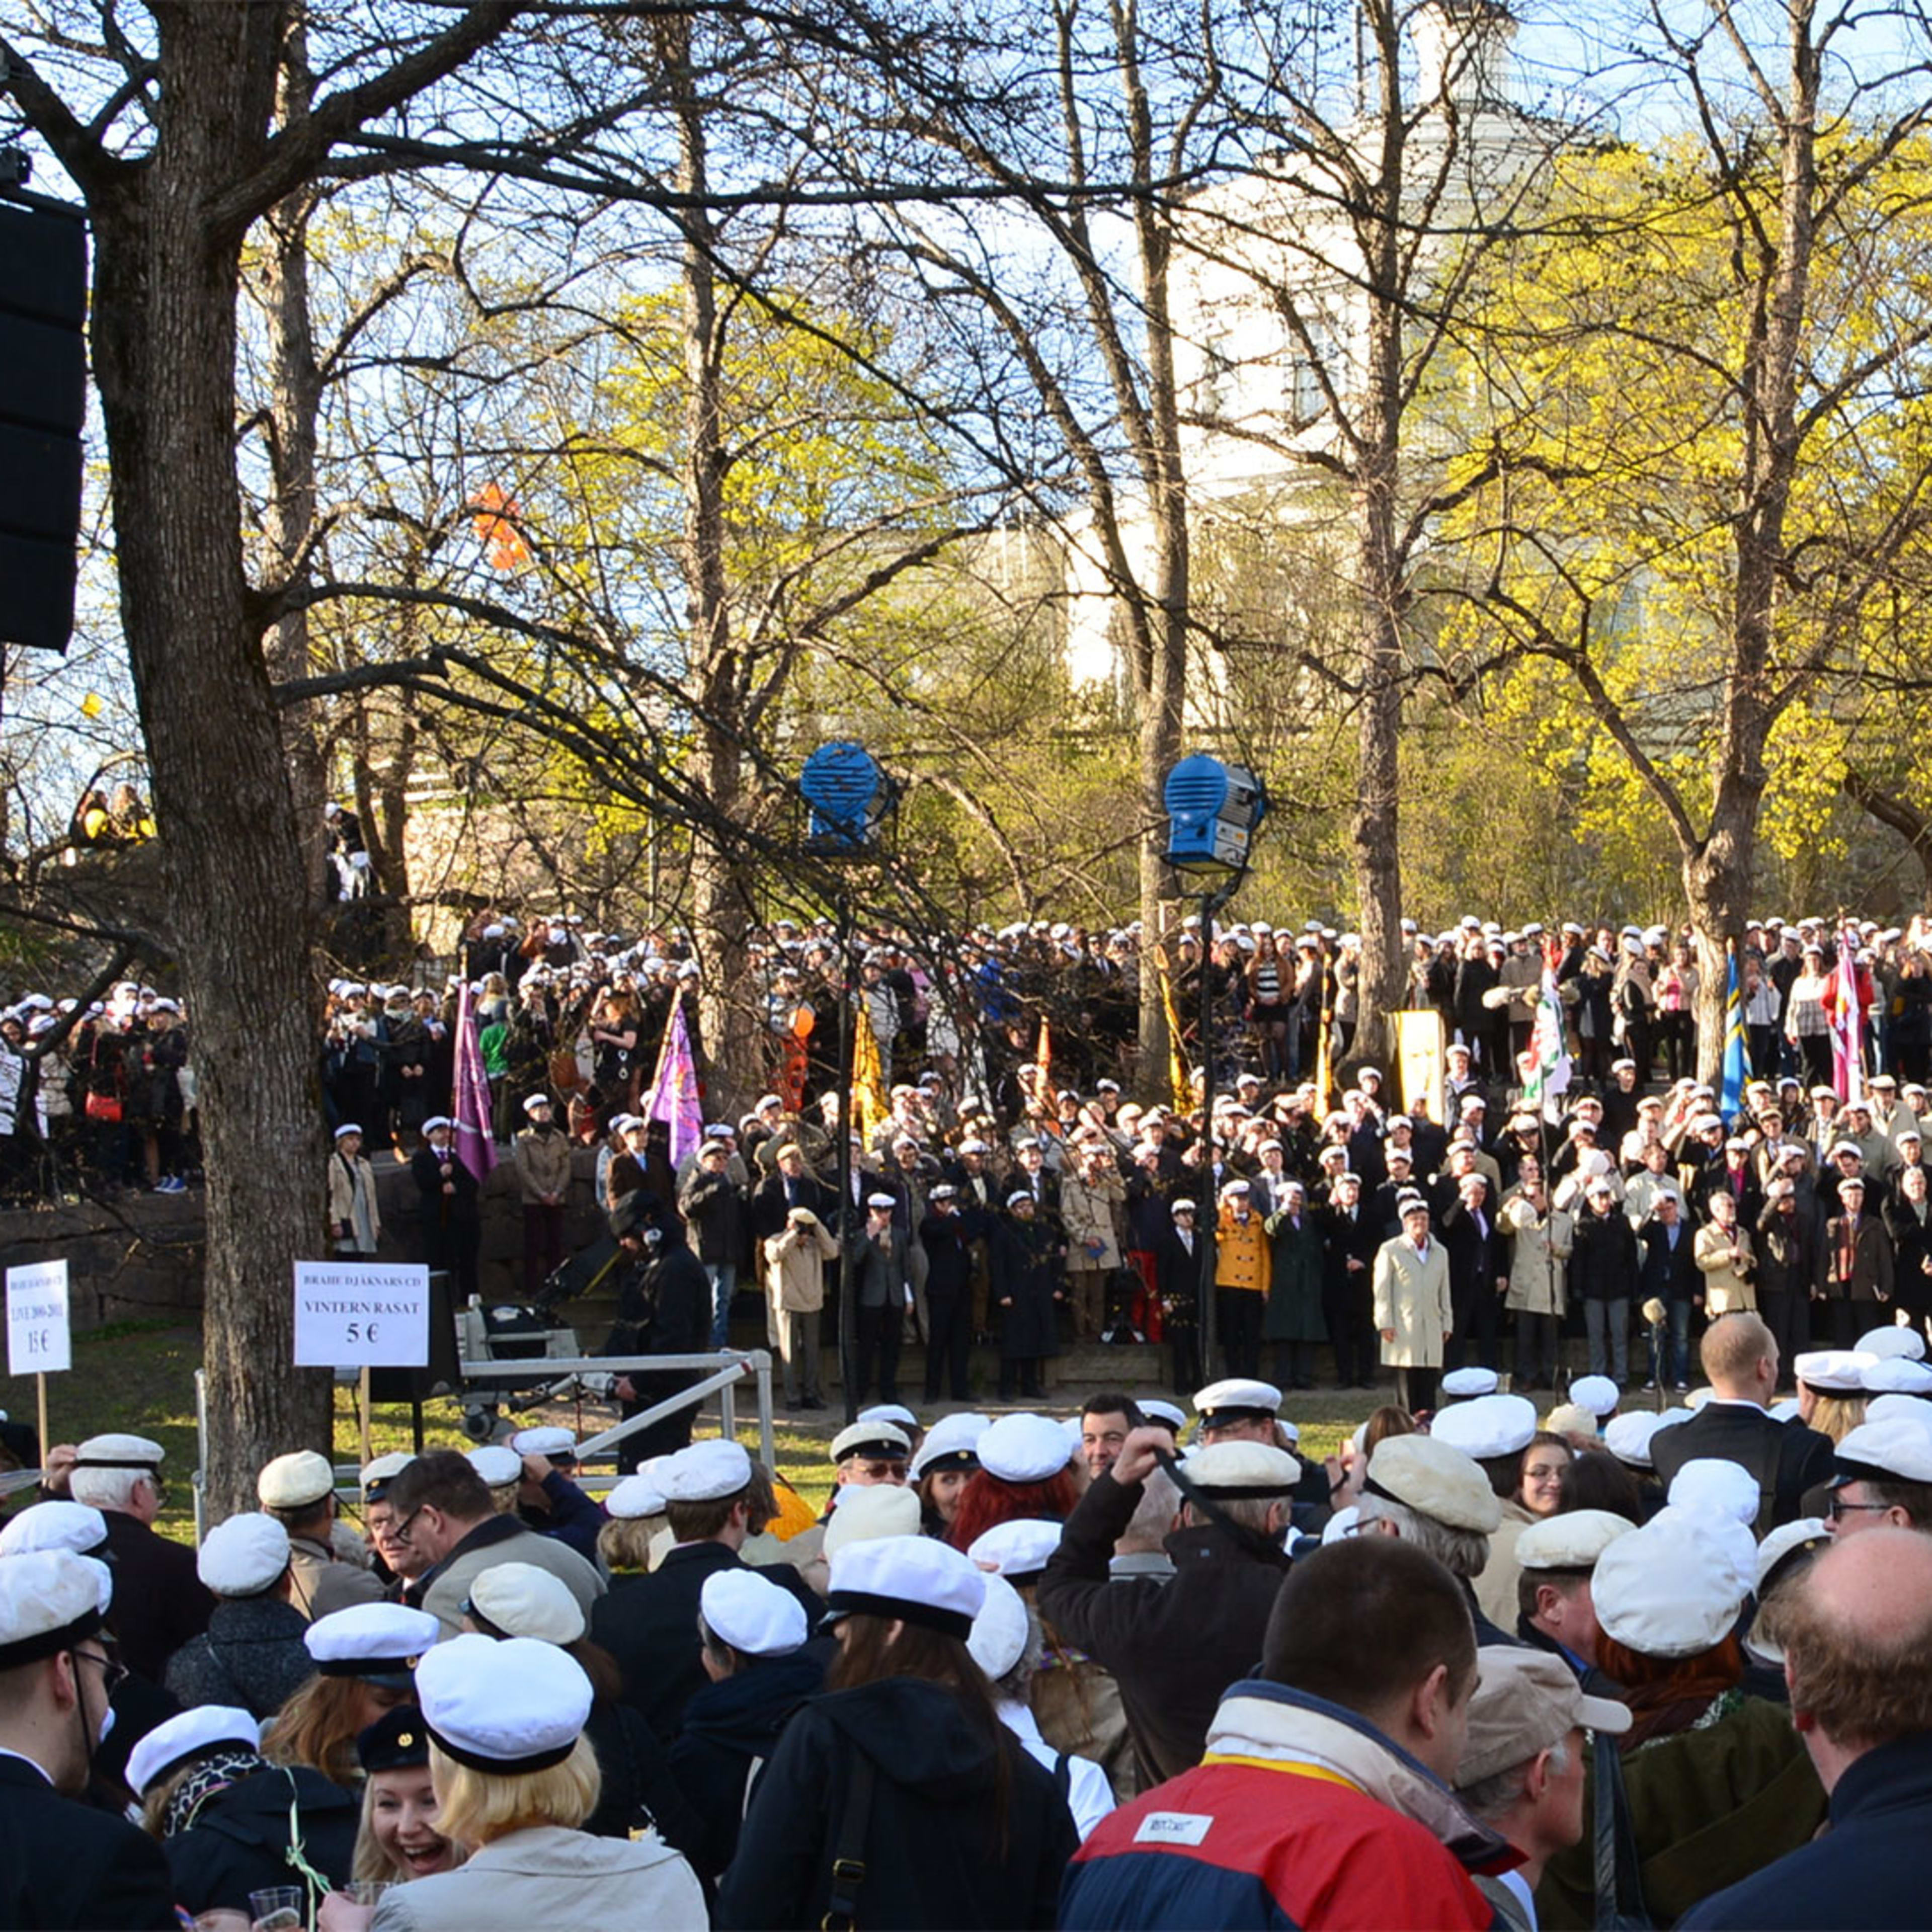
[921,1208,977,1298]
[714,1676,1076,1931]
[680,1166,750,1269]
[1569,1204,1639,1302]
[160,1765,358,1919]
[1640,1219,1702,1306]
[0,1755,177,1930]
[102,1509,213,1684]
[163,1593,315,1719]
[1756,1202,1821,1301]
[411,1144,481,1237]
[989,1213,1061,1359]
[593,1540,820,1744]
[1884,1193,1932,1319]
[582,1695,701,1846]
[668,1648,826,1881]
[1037,1467,1291,1786]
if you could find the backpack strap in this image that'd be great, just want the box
[821,1754,877,1931]
[1593,1732,1652,1929]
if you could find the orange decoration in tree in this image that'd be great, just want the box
[469,484,532,571]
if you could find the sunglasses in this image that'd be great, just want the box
[72,1645,129,1699]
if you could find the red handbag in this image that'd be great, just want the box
[86,1090,123,1123]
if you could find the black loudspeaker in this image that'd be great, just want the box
[368,1270,462,1403]
[0,196,88,654]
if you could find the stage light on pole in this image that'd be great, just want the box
[1163,754,1266,876]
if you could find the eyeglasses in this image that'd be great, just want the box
[1826,1496,1891,1522]
[387,1507,425,1546]
[72,1647,128,1698]
[856,1462,908,1483]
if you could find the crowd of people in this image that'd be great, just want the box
[301,903,1932,1417]
[9,1339,1932,1927]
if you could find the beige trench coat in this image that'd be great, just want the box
[763,1217,838,1313]
[1695,1221,1757,1314]
[1500,1192,1571,1317]
[1372,1234,1454,1369]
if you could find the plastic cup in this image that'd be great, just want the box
[248,1887,304,1931]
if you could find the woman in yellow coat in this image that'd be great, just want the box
[1215,1179,1271,1378]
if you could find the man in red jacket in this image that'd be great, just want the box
[1061,1537,1508,1929]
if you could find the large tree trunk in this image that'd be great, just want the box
[660,18,759,1113]
[255,34,331,907]
[1350,469,1407,1070]
[88,12,331,1522]
[1348,62,1411,1069]
[1129,65,1189,1086]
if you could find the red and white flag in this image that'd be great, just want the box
[1830,925,1864,1104]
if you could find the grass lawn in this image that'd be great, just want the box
[2,1317,1376,1543]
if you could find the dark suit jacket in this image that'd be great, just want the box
[1321,1202,1381,1290]
[1649,1400,1836,1532]
[592,1540,819,1743]
[0,1753,179,1929]
[1640,1219,1703,1304]
[102,1508,213,1683]
[1823,1213,1895,1303]
[749,1169,835,1242]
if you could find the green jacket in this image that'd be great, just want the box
[1537,1696,1826,1928]
[1262,1210,1326,1342]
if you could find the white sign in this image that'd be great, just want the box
[7,1260,71,1376]
[293,1261,431,1368]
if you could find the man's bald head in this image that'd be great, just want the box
[1702,1312,1777,1397]
[1768,1528,1932,1752]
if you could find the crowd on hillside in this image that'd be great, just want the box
[302,906,1931,1421]
[321,905,1929,1151]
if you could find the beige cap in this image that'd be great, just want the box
[1456,1648,1630,1787]
[823,1482,921,1555]
[1515,1508,1634,1572]
[463,1561,586,1645]
[1545,1403,1598,1441]
[258,1450,335,1510]
[1184,1440,1302,1495]
[1364,1433,1503,1534]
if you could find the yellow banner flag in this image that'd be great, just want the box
[1155,940,1190,1112]
[1313,942,1334,1109]
[1393,1009,1446,1129]
[850,1004,891,1147]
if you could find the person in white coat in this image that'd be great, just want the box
[1373,1196,1455,1413]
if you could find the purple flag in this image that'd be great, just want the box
[644,1001,703,1169]
[453,978,497,1181]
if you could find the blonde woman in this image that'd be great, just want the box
[330,1709,462,1904]
[341,1636,703,1932]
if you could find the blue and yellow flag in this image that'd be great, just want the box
[1720,945,1748,1124]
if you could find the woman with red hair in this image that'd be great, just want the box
[946,1413,1079,1553]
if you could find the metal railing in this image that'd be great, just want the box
[192,1349,775,1542]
